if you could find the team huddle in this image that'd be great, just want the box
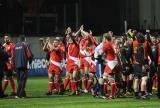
[0,25,160,99]
[40,26,159,99]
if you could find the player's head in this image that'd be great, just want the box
[66,36,73,44]
[151,36,157,43]
[55,37,62,44]
[136,32,145,43]
[19,35,26,42]
[103,33,111,43]
[4,34,11,43]
[81,32,89,40]
[108,31,113,37]
[54,38,60,47]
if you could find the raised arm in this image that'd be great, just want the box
[43,38,51,52]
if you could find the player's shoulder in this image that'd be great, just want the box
[104,42,111,47]
[3,43,6,47]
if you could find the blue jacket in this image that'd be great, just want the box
[13,42,33,69]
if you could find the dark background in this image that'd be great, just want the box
[0,0,139,36]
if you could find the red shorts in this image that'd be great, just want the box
[48,64,61,75]
[6,62,13,71]
[80,58,90,69]
[90,63,96,73]
[66,60,79,73]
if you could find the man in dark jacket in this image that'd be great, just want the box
[0,42,9,98]
[12,36,33,98]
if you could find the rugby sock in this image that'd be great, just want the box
[64,79,70,90]
[103,82,107,94]
[146,78,152,93]
[48,82,53,93]
[155,73,158,89]
[153,77,156,89]
[59,80,64,93]
[78,80,82,90]
[153,73,158,89]
[83,79,88,90]
[110,83,116,97]
[87,80,92,92]
[71,81,75,92]
[90,79,94,90]
[115,83,119,95]
[60,83,64,93]
[68,80,71,90]
[10,79,16,93]
[2,80,8,92]
[54,82,60,93]
[94,83,99,96]
[74,81,78,92]
[100,84,104,96]
[122,81,127,93]
[128,80,133,92]
[76,81,79,91]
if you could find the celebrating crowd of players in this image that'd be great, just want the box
[0,25,160,99]
[40,26,160,99]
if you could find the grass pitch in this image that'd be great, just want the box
[0,77,160,108]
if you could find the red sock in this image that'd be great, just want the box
[71,81,75,92]
[64,79,70,90]
[10,79,16,93]
[110,83,116,97]
[59,83,64,93]
[103,82,107,94]
[54,82,60,92]
[68,80,71,90]
[48,82,53,93]
[74,81,78,91]
[83,79,88,90]
[2,80,8,92]
[87,80,92,92]
[59,80,64,93]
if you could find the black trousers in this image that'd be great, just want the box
[16,68,28,97]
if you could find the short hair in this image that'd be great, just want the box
[136,32,145,43]
[4,34,11,38]
[19,35,26,42]
[103,33,111,41]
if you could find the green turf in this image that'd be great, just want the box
[0,77,160,108]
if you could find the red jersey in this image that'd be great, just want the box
[89,35,98,46]
[79,38,90,58]
[50,46,63,63]
[142,41,148,60]
[132,39,139,63]
[3,42,15,70]
[3,42,15,56]
[58,43,65,53]
[68,43,79,58]
[103,42,115,60]
[132,40,148,63]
